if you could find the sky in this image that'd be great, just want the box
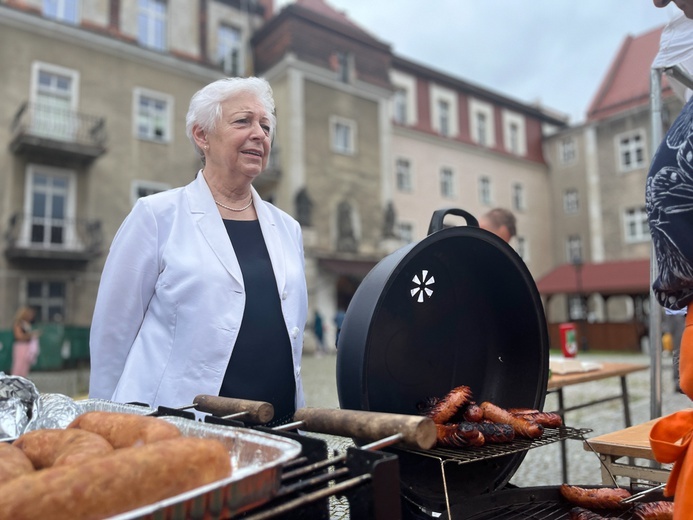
[273,0,681,124]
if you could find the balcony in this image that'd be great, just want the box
[10,103,107,164]
[5,213,103,266]
[253,147,282,190]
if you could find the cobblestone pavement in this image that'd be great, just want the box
[300,350,692,519]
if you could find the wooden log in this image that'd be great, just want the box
[193,395,274,424]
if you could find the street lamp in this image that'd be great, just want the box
[571,255,589,351]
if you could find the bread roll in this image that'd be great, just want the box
[0,443,34,482]
[13,429,113,469]
[0,437,231,520]
[67,411,181,448]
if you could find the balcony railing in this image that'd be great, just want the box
[4,212,103,264]
[10,102,107,163]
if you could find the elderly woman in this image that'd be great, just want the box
[89,77,308,425]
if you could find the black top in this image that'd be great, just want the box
[646,95,693,310]
[219,219,296,424]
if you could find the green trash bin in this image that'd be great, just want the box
[0,330,13,374]
[33,323,65,371]
[64,326,90,367]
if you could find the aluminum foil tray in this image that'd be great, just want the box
[74,400,302,519]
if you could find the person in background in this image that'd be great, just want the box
[478,207,517,243]
[313,310,326,356]
[647,2,693,518]
[11,306,40,378]
[89,77,308,427]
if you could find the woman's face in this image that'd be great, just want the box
[655,0,693,19]
[206,91,272,181]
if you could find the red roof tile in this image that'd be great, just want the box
[587,26,672,121]
[295,0,362,30]
[535,259,650,296]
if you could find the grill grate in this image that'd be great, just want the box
[464,501,638,520]
[395,426,591,464]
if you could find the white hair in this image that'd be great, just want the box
[185,77,276,157]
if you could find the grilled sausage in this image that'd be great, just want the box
[476,421,515,443]
[435,422,485,448]
[0,437,231,520]
[559,484,630,510]
[426,386,473,424]
[568,507,611,520]
[479,401,544,439]
[507,408,564,428]
[13,428,114,469]
[462,402,484,422]
[0,443,34,482]
[632,500,674,520]
[67,411,181,448]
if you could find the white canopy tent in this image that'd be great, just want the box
[649,12,693,419]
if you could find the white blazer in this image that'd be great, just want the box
[88,171,308,411]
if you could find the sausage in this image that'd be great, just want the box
[479,402,544,439]
[435,422,485,448]
[0,443,34,482]
[632,500,674,520]
[426,386,473,424]
[13,429,114,469]
[559,484,631,509]
[568,507,611,520]
[0,437,231,520]
[476,421,515,443]
[67,411,181,448]
[462,402,484,422]
[507,408,563,428]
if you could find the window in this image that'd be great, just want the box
[478,176,492,205]
[624,206,649,242]
[27,280,66,323]
[438,100,450,137]
[516,236,528,261]
[568,295,586,320]
[560,137,576,165]
[138,0,167,51]
[31,63,79,141]
[617,130,646,172]
[43,0,78,23]
[396,158,412,192]
[330,117,356,155]
[440,168,454,198]
[131,180,171,206]
[393,88,407,125]
[512,183,525,211]
[22,165,78,250]
[502,110,526,156]
[476,112,488,146]
[563,189,579,214]
[134,88,172,142]
[333,51,351,83]
[469,99,494,147]
[398,222,414,243]
[566,235,582,263]
[217,24,242,76]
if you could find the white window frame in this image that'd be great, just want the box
[478,176,492,205]
[30,62,80,141]
[21,164,79,250]
[623,206,649,243]
[512,182,525,212]
[559,136,577,165]
[502,110,526,156]
[330,116,356,155]
[396,158,412,192]
[469,98,495,147]
[390,71,417,126]
[440,167,455,198]
[563,189,579,214]
[137,0,168,51]
[430,84,458,137]
[616,129,646,172]
[27,279,67,323]
[131,180,171,206]
[566,235,582,263]
[133,87,173,143]
[393,88,407,125]
[43,0,79,23]
[217,23,243,77]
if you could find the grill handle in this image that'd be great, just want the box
[193,395,274,424]
[294,407,436,450]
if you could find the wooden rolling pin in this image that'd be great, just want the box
[192,395,274,425]
[293,407,437,450]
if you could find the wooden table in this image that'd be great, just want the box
[583,418,671,485]
[547,361,649,483]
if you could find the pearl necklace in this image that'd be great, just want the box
[214,196,253,212]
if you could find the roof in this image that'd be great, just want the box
[535,259,650,296]
[587,26,672,121]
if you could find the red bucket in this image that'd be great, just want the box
[559,323,578,358]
